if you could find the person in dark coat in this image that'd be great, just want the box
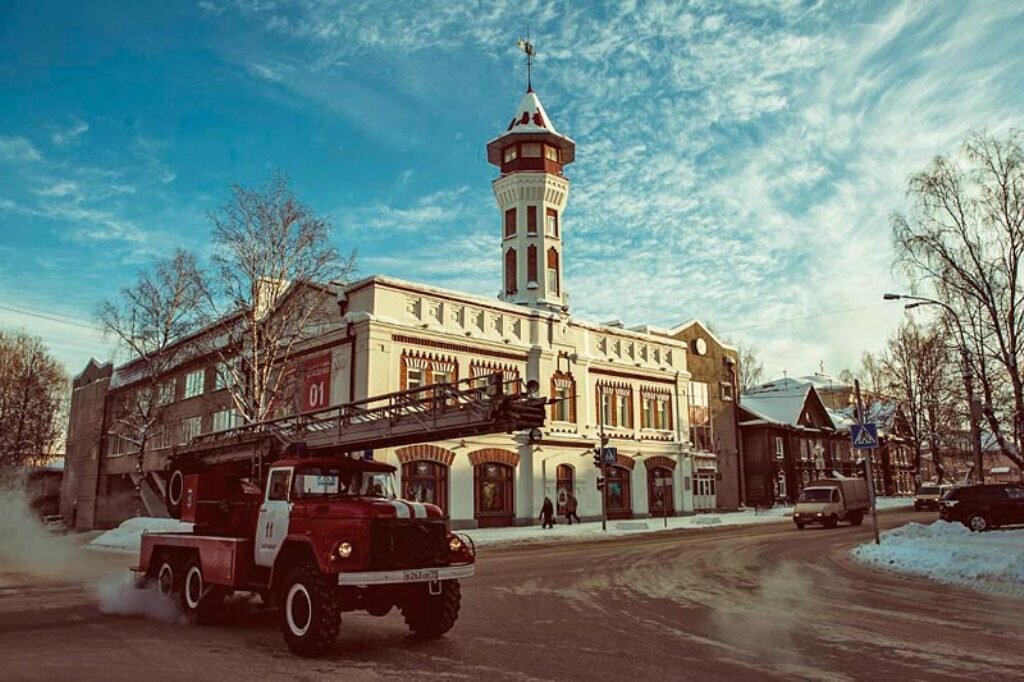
[539,496,555,529]
[565,493,581,525]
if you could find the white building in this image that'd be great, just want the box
[301,82,698,528]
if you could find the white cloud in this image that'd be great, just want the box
[0,136,42,162]
[51,120,89,146]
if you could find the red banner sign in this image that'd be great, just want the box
[303,355,332,411]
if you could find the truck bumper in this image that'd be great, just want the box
[337,564,475,586]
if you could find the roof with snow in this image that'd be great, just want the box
[486,89,576,165]
[740,379,813,426]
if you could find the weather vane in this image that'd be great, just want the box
[516,30,536,92]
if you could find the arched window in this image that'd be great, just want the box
[546,247,559,295]
[647,466,674,516]
[402,460,449,515]
[556,464,574,515]
[527,244,538,285]
[505,248,518,296]
[474,462,515,527]
[606,465,632,519]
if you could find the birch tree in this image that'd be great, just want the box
[98,249,205,512]
[203,174,355,424]
[893,129,1024,470]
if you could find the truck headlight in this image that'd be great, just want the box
[336,542,353,559]
[449,536,463,552]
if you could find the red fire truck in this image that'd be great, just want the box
[133,374,544,657]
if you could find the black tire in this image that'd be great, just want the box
[155,556,180,601]
[794,521,805,530]
[966,514,989,532]
[166,469,185,519]
[825,515,838,529]
[279,562,342,657]
[182,559,225,623]
[402,580,461,639]
[849,512,864,527]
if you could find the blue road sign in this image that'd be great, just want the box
[601,446,618,464]
[851,423,879,450]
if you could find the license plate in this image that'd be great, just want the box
[403,568,440,582]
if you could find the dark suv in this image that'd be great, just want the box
[939,483,1024,531]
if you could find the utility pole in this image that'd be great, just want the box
[599,395,608,532]
[855,380,881,545]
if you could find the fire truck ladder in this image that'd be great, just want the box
[172,372,547,468]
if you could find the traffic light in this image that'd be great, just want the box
[593,448,603,468]
[855,458,867,478]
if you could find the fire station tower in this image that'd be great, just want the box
[486,56,576,312]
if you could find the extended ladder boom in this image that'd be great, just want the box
[173,372,546,467]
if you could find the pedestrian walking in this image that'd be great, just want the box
[565,493,581,525]
[539,496,555,529]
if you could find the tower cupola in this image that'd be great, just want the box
[487,65,575,312]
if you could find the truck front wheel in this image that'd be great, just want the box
[280,562,342,657]
[849,512,864,526]
[401,580,461,639]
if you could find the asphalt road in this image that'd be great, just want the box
[1,510,1021,681]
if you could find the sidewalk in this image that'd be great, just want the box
[462,497,915,550]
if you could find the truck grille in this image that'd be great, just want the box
[370,519,449,570]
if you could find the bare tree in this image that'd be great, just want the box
[893,129,1024,470]
[98,249,205,513]
[0,331,68,478]
[877,320,961,483]
[737,342,764,391]
[203,174,356,424]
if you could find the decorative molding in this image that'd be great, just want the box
[644,455,677,471]
[392,334,527,362]
[468,448,521,468]
[591,367,676,385]
[395,445,455,467]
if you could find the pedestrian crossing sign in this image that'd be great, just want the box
[851,423,879,450]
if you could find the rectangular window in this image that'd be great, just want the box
[407,368,424,390]
[179,416,202,444]
[775,436,785,459]
[547,267,558,295]
[616,394,630,428]
[545,208,558,237]
[212,408,241,432]
[688,381,712,451]
[545,145,559,162]
[601,392,613,427]
[432,370,451,385]
[522,142,541,157]
[503,145,517,163]
[152,425,170,450]
[657,399,670,430]
[553,385,570,422]
[642,398,655,429]
[527,206,538,234]
[158,380,176,405]
[214,361,236,390]
[184,369,205,399]
[721,381,734,401]
[504,208,517,238]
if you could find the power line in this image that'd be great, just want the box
[0,303,102,331]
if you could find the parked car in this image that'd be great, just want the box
[939,483,1024,531]
[914,483,954,511]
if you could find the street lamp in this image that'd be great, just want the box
[883,293,985,484]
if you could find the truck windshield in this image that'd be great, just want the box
[798,488,833,503]
[292,467,397,499]
[917,486,939,495]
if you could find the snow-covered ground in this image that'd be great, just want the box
[83,497,915,554]
[89,518,193,553]
[462,496,914,549]
[851,520,1024,597]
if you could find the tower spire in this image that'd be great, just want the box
[516,32,535,92]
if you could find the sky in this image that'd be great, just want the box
[1,0,1023,381]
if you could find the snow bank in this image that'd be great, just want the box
[851,521,1024,597]
[89,517,193,553]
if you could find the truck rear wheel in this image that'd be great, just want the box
[156,558,180,600]
[849,512,864,526]
[402,580,461,639]
[280,562,342,657]
[183,559,224,623]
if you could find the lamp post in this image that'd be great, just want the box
[883,293,985,484]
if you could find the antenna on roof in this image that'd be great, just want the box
[516,28,536,92]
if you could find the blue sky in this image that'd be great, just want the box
[2,0,1023,379]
